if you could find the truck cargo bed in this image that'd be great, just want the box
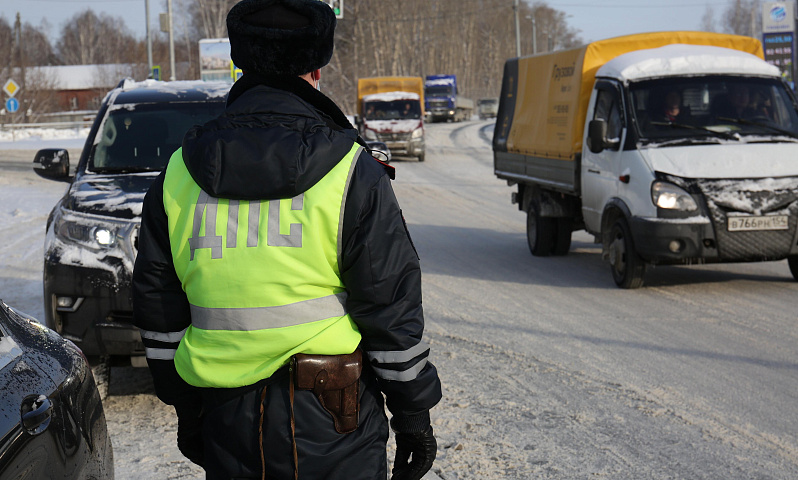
[494,151,580,194]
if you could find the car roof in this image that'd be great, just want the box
[109,79,231,105]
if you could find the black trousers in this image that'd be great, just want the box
[200,366,389,480]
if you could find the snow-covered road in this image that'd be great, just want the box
[2,120,798,479]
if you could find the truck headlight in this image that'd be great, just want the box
[363,129,378,141]
[53,207,122,250]
[411,128,424,139]
[651,181,698,211]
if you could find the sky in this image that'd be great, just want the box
[0,0,734,45]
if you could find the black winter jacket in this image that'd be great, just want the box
[132,73,441,432]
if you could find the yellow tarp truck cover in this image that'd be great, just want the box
[499,31,764,161]
[357,76,425,115]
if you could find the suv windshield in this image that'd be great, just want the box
[90,102,224,172]
[630,76,798,141]
[425,85,454,96]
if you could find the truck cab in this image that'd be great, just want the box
[424,74,473,123]
[584,45,798,287]
[358,77,426,162]
[494,32,798,288]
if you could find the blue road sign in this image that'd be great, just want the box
[5,97,19,113]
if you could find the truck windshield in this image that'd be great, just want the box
[425,85,454,96]
[90,102,225,172]
[630,76,798,141]
[364,100,422,120]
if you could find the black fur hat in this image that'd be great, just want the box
[227,0,336,77]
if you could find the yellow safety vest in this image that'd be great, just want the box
[162,144,363,388]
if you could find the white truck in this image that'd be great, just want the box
[493,31,798,288]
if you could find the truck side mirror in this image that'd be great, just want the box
[33,148,71,182]
[587,119,607,154]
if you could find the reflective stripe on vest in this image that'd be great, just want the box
[162,143,363,388]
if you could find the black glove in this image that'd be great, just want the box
[391,426,437,480]
[175,406,204,467]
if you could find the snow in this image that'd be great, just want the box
[425,78,455,86]
[118,79,231,99]
[70,173,153,215]
[0,126,91,146]
[364,91,420,102]
[598,45,780,82]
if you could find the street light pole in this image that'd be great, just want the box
[168,0,176,80]
[532,16,537,54]
[145,0,153,75]
[513,0,521,57]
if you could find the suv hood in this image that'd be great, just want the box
[63,172,159,219]
[182,80,359,201]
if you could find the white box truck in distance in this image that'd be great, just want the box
[493,31,798,288]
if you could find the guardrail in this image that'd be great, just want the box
[0,121,94,130]
[0,121,93,142]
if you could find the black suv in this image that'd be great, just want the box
[32,79,229,369]
[0,299,113,479]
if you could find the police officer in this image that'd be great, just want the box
[132,0,442,479]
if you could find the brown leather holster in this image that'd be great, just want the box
[292,349,362,434]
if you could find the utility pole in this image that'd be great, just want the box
[146,0,153,75]
[513,0,521,57]
[14,13,27,122]
[532,16,537,54]
[168,0,176,81]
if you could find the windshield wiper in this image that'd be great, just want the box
[716,116,798,139]
[650,121,738,140]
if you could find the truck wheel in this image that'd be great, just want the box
[553,218,572,256]
[608,217,647,289]
[789,256,798,281]
[418,152,425,162]
[527,206,555,256]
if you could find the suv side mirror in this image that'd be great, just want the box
[587,119,607,154]
[33,149,71,182]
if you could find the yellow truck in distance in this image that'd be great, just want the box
[357,76,426,162]
[493,31,798,288]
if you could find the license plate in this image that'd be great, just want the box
[727,215,789,232]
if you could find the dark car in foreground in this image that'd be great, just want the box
[0,300,113,479]
[32,79,229,378]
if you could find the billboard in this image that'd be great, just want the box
[762,2,794,33]
[199,38,235,82]
[762,2,795,87]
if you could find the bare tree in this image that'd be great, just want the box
[20,67,61,122]
[5,0,587,115]
[721,0,761,37]
[56,9,138,65]
[186,0,237,39]
[23,22,56,66]
[0,17,14,80]
[322,0,582,113]
[701,5,718,32]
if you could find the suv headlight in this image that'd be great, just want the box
[651,181,698,211]
[411,127,424,139]
[53,207,126,250]
[363,129,378,141]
